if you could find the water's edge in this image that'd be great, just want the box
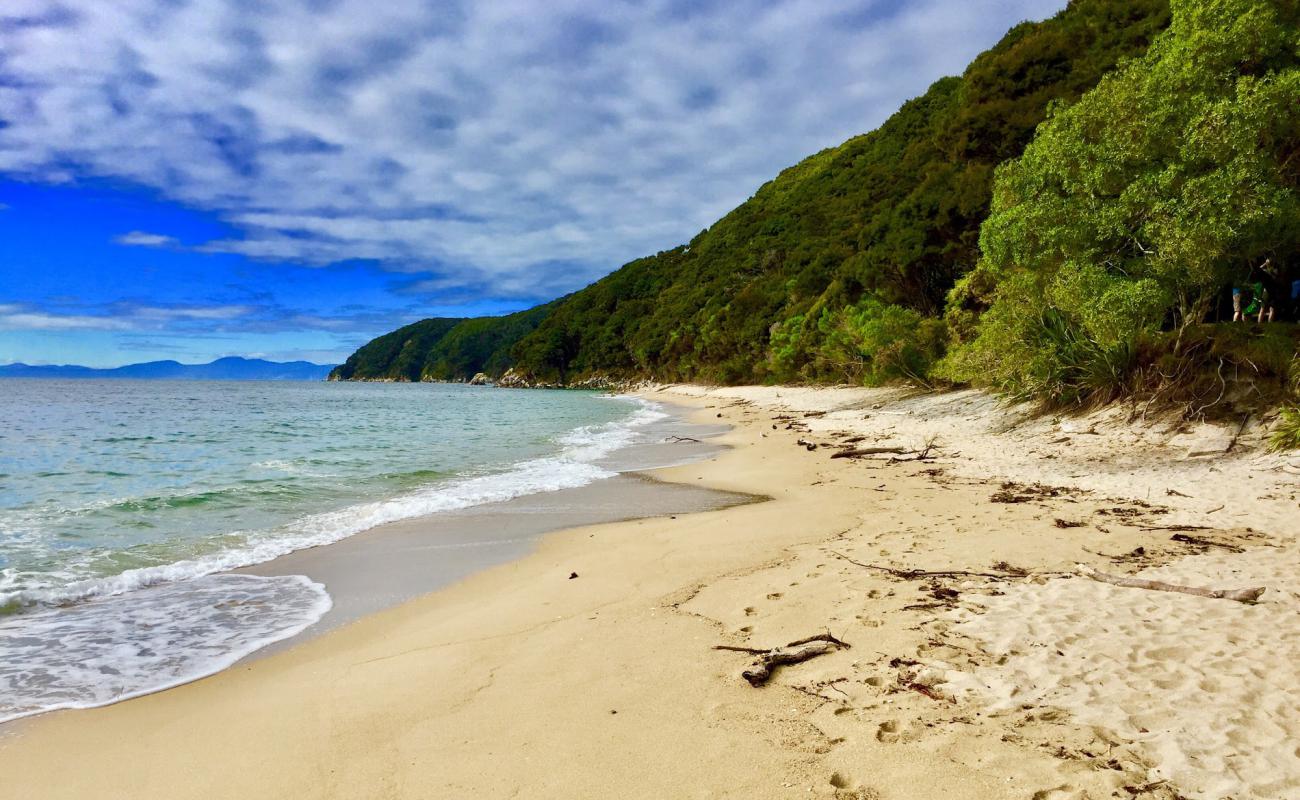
[2,398,746,726]
[242,398,750,652]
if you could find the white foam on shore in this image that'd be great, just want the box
[0,573,331,724]
[0,397,670,724]
[1,397,667,612]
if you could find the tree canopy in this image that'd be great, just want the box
[943,0,1300,404]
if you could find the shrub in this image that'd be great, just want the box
[811,300,947,386]
[1269,406,1300,451]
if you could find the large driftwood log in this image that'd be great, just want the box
[715,633,850,686]
[1077,564,1265,604]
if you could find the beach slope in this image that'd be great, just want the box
[2,385,1297,799]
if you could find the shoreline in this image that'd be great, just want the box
[2,385,1296,799]
[0,394,740,724]
[238,395,750,650]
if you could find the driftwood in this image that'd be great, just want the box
[885,443,937,464]
[1169,533,1244,552]
[831,446,907,459]
[830,551,1048,580]
[715,633,850,686]
[1077,564,1264,604]
[665,435,701,443]
[1137,523,1212,532]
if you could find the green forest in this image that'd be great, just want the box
[333,0,1298,427]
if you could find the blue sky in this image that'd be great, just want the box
[0,0,1065,367]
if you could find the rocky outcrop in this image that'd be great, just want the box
[491,369,656,391]
[468,372,490,386]
[495,368,560,389]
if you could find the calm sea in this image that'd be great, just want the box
[0,380,663,723]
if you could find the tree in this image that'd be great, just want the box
[944,0,1300,404]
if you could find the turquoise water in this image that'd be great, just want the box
[0,380,659,721]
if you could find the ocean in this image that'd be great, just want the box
[0,380,683,723]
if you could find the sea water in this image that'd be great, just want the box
[0,380,665,723]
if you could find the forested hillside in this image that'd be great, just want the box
[506,0,1171,384]
[328,303,553,381]
[339,0,1298,424]
[336,0,1169,385]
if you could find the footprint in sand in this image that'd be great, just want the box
[743,606,756,616]
[829,773,879,799]
[766,592,783,600]
[875,719,902,743]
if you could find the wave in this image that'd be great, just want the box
[0,397,667,613]
[0,573,331,724]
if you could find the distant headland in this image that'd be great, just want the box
[0,356,336,381]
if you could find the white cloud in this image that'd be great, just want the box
[0,310,136,331]
[0,0,1067,298]
[114,230,180,247]
[0,303,253,331]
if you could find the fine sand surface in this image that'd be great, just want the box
[3,385,1298,799]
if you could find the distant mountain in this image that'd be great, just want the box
[0,356,336,381]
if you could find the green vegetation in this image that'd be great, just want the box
[770,301,947,386]
[503,0,1170,385]
[328,303,553,382]
[944,0,1299,407]
[337,0,1298,428]
[1271,406,1300,451]
[338,0,1171,386]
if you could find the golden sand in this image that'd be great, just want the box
[3,386,1295,799]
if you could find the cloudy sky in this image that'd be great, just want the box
[0,0,1065,367]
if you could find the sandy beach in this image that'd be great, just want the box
[3,385,1298,800]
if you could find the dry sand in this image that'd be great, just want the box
[2,384,1297,799]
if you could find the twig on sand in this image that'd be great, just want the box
[665,435,702,443]
[829,550,1050,581]
[1076,564,1264,604]
[714,632,851,686]
[1136,523,1213,532]
[1168,533,1244,552]
[831,437,939,463]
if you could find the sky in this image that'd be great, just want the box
[0,0,1066,368]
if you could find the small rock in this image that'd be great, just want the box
[568,572,579,579]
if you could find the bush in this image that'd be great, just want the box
[946,0,1300,405]
[1270,406,1300,451]
[800,300,946,387]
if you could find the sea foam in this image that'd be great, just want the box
[0,396,666,722]
[0,573,330,724]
